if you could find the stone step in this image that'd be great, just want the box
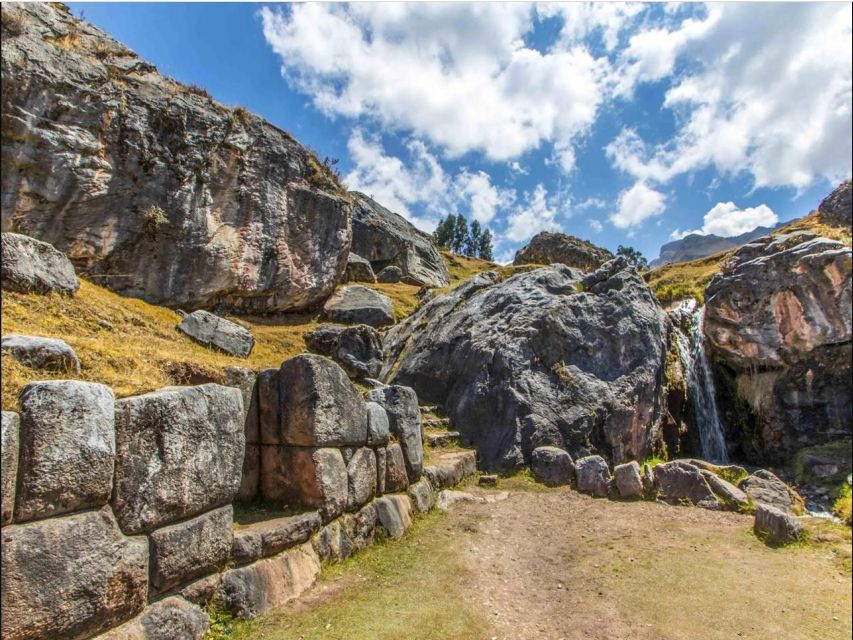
[425,431,461,448]
[422,415,451,430]
[419,404,441,414]
[231,511,322,566]
[423,450,477,489]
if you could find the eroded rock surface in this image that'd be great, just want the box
[513,231,613,272]
[304,324,383,380]
[177,311,254,357]
[1,411,20,525]
[0,232,79,295]
[1,334,80,373]
[323,285,394,327]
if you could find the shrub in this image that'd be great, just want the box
[141,205,168,231]
[833,483,852,526]
[1,5,26,36]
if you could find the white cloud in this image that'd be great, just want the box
[588,219,604,233]
[608,3,853,190]
[509,161,528,175]
[454,170,515,224]
[261,3,608,170]
[609,181,666,229]
[577,197,607,210]
[670,202,778,239]
[539,2,644,52]
[504,184,561,242]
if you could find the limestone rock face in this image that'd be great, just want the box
[1,411,20,525]
[513,231,613,272]
[345,253,376,283]
[818,180,852,229]
[346,447,377,511]
[94,597,210,640]
[350,192,450,287]
[1,3,351,313]
[384,443,409,493]
[382,259,669,470]
[704,231,852,464]
[531,446,575,487]
[16,381,115,522]
[224,366,260,501]
[323,285,394,327]
[0,232,79,295]
[304,324,383,380]
[365,402,391,446]
[1,334,80,373]
[112,384,245,533]
[177,311,254,357]
[366,385,424,481]
[1,508,148,640]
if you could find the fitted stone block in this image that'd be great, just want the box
[260,446,348,521]
[1,411,20,525]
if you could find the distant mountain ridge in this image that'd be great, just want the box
[650,222,788,267]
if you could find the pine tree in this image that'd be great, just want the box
[452,215,469,254]
[465,220,482,257]
[432,214,456,248]
[477,228,494,261]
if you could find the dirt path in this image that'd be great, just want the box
[451,488,852,640]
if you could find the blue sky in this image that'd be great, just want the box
[70,2,852,263]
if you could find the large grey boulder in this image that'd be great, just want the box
[614,461,643,499]
[224,366,260,501]
[381,259,669,470]
[754,504,804,545]
[112,384,244,533]
[531,446,575,487]
[260,447,348,521]
[231,511,322,565]
[1,334,80,373]
[574,455,611,497]
[653,461,720,509]
[350,192,450,287]
[1,4,352,313]
[15,381,115,522]
[385,443,410,492]
[346,447,377,511]
[700,470,749,510]
[323,285,394,327]
[376,265,403,283]
[704,230,851,464]
[218,543,320,620]
[366,401,391,445]
[0,232,79,295]
[304,324,383,380]
[345,253,376,283]
[312,503,377,562]
[1,508,148,640]
[374,494,414,539]
[739,469,801,515]
[367,385,424,481]
[1,411,20,525]
[96,597,210,640]
[149,505,233,593]
[276,354,368,446]
[513,231,613,272]
[177,310,254,357]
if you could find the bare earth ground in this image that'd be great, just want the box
[230,487,852,640]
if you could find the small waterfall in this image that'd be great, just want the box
[671,299,729,463]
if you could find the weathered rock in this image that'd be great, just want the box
[704,229,852,464]
[375,446,388,495]
[312,519,350,562]
[177,310,254,357]
[479,474,499,487]
[425,431,460,447]
[382,259,669,470]
[407,477,435,513]
[436,490,484,511]
[367,385,424,481]
[231,511,322,565]
[0,232,79,295]
[614,461,643,499]
[218,543,320,619]
[350,192,450,287]
[342,501,378,553]
[366,401,391,446]
[574,455,612,497]
[345,252,376,283]
[260,447,347,521]
[16,381,115,522]
[1,508,148,640]
[149,506,233,593]
[754,504,804,545]
[277,354,368,446]
[323,285,394,327]
[224,366,260,501]
[642,463,655,496]
[257,367,280,445]
[385,443,410,493]
[1,4,352,312]
[112,384,244,534]
[531,446,575,487]
[423,450,478,489]
[1,411,20,525]
[374,494,414,538]
[653,461,720,509]
[376,265,403,283]
[818,179,852,230]
[513,231,613,272]
[739,469,801,515]
[346,447,377,511]
[1,334,80,373]
[304,324,383,380]
[179,574,220,606]
[96,597,210,640]
[683,459,748,483]
[700,470,749,510]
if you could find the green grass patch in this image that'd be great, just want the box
[832,483,852,526]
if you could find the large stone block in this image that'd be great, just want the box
[366,401,391,445]
[614,461,643,499]
[322,285,394,327]
[277,354,368,446]
[177,310,255,357]
[218,543,321,619]
[237,444,260,503]
[346,447,377,511]
[1,508,148,640]
[93,597,210,640]
[16,381,115,522]
[257,367,280,445]
[260,447,347,521]
[531,446,575,487]
[385,443,409,493]
[112,384,245,534]
[149,506,233,593]
[0,232,79,296]
[224,366,260,443]
[575,455,612,498]
[367,385,423,481]
[407,477,435,514]
[754,504,804,545]
[422,450,477,489]
[1,334,80,373]
[231,511,322,565]
[653,461,719,509]
[375,494,414,539]
[313,502,377,562]
[1,411,20,525]
[739,469,800,515]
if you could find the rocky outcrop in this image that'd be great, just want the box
[304,324,383,380]
[1,3,351,313]
[739,469,802,515]
[344,253,376,283]
[176,311,254,357]
[1,334,80,373]
[513,232,613,271]
[704,232,851,464]
[376,265,403,283]
[0,232,79,295]
[382,259,669,470]
[350,192,450,287]
[323,285,394,327]
[653,460,719,509]
[818,180,852,230]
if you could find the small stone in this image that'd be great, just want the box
[614,461,643,499]
[176,310,254,357]
[1,334,81,373]
[375,494,414,538]
[754,504,804,545]
[574,455,612,498]
[531,446,575,487]
[479,474,498,487]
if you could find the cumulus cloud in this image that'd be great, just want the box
[504,184,562,242]
[608,3,853,190]
[260,3,608,169]
[670,202,778,240]
[588,219,604,233]
[454,170,515,224]
[609,181,667,229]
